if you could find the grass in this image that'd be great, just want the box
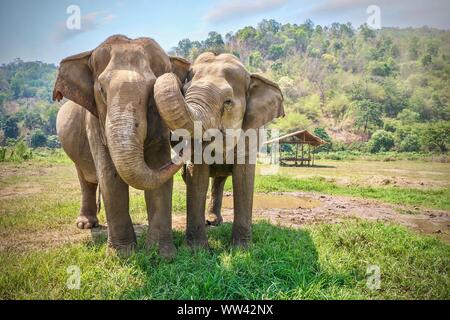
[1,153,449,299]
[0,220,448,300]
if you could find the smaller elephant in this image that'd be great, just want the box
[154,52,284,248]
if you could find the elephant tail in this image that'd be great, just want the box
[96,186,102,215]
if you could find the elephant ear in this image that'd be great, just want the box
[243,74,285,130]
[53,51,98,117]
[169,56,191,84]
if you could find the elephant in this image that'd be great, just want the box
[54,35,189,258]
[154,52,284,248]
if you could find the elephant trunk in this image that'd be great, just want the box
[106,86,181,190]
[154,73,222,136]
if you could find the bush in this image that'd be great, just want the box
[313,127,332,152]
[30,129,47,148]
[399,134,421,152]
[420,121,450,153]
[367,130,395,153]
[1,140,33,162]
[46,135,60,149]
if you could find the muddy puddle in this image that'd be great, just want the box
[222,194,321,209]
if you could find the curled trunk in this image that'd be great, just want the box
[106,101,181,190]
[154,73,222,136]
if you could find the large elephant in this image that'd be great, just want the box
[54,35,188,258]
[154,52,284,248]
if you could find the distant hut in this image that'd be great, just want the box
[265,130,327,167]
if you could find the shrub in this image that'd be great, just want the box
[399,134,421,152]
[420,121,450,153]
[313,127,332,152]
[2,140,33,162]
[46,135,60,149]
[367,130,395,153]
[30,129,47,148]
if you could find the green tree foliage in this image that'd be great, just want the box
[2,116,20,139]
[420,121,450,153]
[2,19,449,155]
[367,130,395,153]
[313,127,332,152]
[399,133,421,152]
[30,129,47,148]
[353,100,383,134]
[46,135,60,149]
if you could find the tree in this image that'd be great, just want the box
[268,44,284,60]
[353,99,383,135]
[176,39,193,58]
[248,51,263,70]
[313,127,332,152]
[399,134,420,152]
[203,32,225,53]
[257,19,281,34]
[421,54,432,67]
[368,58,398,77]
[397,109,420,124]
[30,129,47,148]
[367,130,395,153]
[359,23,376,40]
[3,116,19,139]
[46,135,60,149]
[421,121,450,153]
[24,110,43,130]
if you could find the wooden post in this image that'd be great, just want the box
[308,144,311,166]
[312,146,315,166]
[301,142,304,166]
[295,142,298,166]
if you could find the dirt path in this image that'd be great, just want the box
[2,192,448,251]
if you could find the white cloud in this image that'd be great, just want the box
[204,0,288,24]
[53,11,117,43]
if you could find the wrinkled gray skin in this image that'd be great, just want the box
[154,53,284,248]
[54,35,188,258]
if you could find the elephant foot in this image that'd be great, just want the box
[76,213,99,230]
[106,241,136,258]
[232,238,250,248]
[232,232,251,248]
[147,238,176,260]
[186,237,210,251]
[206,213,223,227]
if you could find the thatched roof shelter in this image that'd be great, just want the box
[265,130,327,166]
[265,130,327,146]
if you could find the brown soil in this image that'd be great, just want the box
[198,192,450,243]
[2,192,448,251]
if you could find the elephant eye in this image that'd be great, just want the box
[223,99,233,111]
[99,84,107,102]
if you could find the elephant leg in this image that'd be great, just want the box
[87,117,136,257]
[144,143,176,259]
[75,165,98,229]
[231,164,255,247]
[206,176,227,226]
[186,163,210,248]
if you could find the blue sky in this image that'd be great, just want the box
[1,0,449,64]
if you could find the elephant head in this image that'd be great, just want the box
[53,35,188,190]
[154,52,284,153]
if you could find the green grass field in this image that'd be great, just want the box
[0,153,449,300]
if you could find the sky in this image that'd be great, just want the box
[0,0,449,64]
